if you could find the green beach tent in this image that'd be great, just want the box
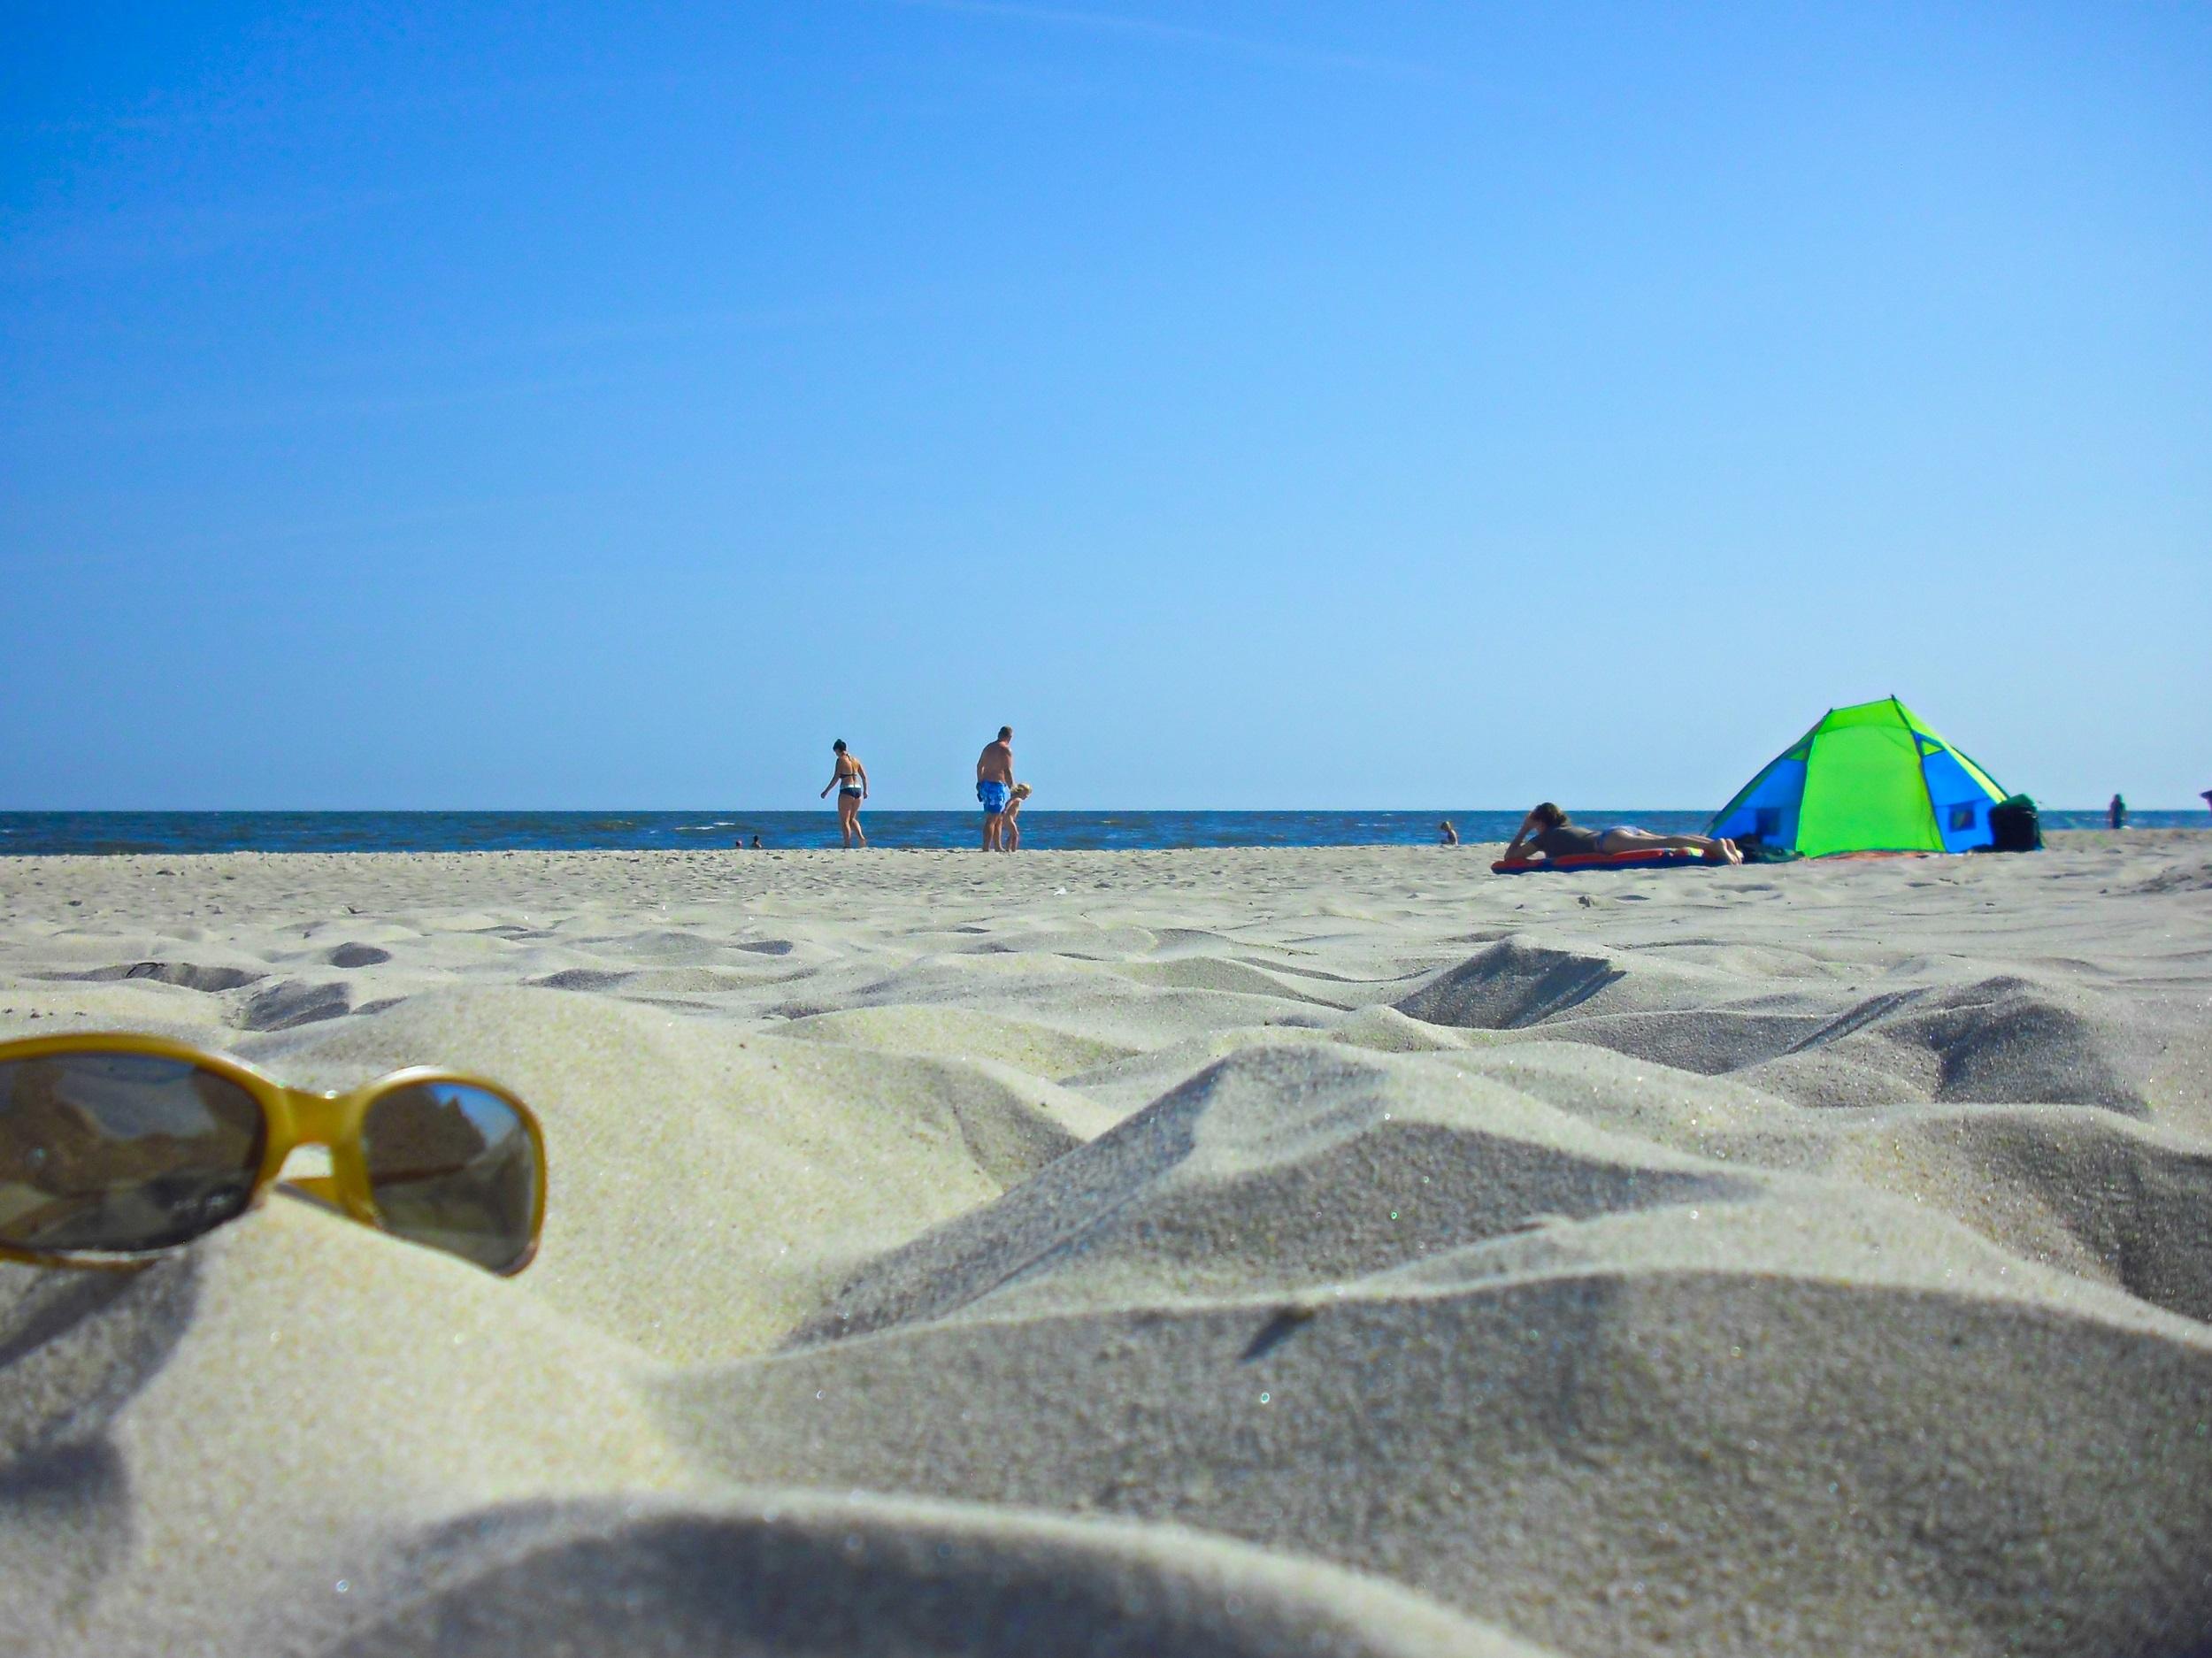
[1708,697,2010,856]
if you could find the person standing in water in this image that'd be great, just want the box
[2108,793,2127,830]
[820,740,868,848]
[1439,820,1459,846]
[976,725,1016,851]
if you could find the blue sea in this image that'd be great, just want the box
[0,809,2198,856]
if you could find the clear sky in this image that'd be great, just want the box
[4,3,2206,810]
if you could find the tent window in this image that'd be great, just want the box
[1947,802,1978,831]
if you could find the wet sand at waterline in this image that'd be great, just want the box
[2,832,2208,1657]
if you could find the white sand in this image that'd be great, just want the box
[2,831,2208,1656]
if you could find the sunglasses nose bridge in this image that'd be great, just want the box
[277,1087,353,1146]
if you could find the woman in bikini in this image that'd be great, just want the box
[819,739,869,848]
[1504,802,1740,864]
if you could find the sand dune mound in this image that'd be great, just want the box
[1399,933,2170,1116]
[46,957,268,992]
[1054,1011,1482,1116]
[951,923,1162,959]
[1418,1043,2212,1322]
[242,986,1096,1358]
[595,929,754,967]
[314,1493,1531,1658]
[683,1261,2212,1658]
[241,976,355,1029]
[677,1220,2212,1658]
[787,1044,1768,1341]
[2126,857,2212,894]
[1395,939,1635,1028]
[1830,973,2159,1109]
[1,1204,687,1658]
[1823,1106,2212,1321]
[771,956,1314,1050]
[1113,955,1356,1006]
[776,1003,1134,1080]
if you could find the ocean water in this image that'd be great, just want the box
[0,809,2199,856]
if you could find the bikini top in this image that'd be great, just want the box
[1531,824,1601,857]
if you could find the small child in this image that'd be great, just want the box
[1004,782,1033,850]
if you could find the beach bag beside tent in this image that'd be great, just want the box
[1709,697,2025,856]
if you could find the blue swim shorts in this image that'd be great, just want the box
[978,780,1011,815]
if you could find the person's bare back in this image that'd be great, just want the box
[976,726,1016,850]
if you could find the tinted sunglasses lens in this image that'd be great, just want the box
[0,1052,265,1255]
[360,1083,539,1272]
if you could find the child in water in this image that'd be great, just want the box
[1003,783,1033,850]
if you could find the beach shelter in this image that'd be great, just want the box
[1708,697,2010,856]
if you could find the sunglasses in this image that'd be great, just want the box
[0,1032,545,1276]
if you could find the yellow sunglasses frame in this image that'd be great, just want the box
[0,1031,546,1276]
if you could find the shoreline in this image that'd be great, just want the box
[0,823,2200,864]
[2,810,2201,859]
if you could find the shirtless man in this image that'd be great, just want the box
[976,725,1016,851]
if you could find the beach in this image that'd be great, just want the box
[2,831,2208,1656]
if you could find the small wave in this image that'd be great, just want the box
[673,821,737,833]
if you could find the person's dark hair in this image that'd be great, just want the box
[833,739,847,754]
[998,725,1013,741]
[1532,802,1568,828]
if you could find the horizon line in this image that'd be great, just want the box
[2,804,2202,817]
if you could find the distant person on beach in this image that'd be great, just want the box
[750,833,764,849]
[1003,783,1033,850]
[820,739,869,848]
[977,725,1016,851]
[2108,793,2127,830]
[1505,802,1742,865]
[1439,820,1458,846]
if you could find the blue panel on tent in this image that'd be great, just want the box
[1921,748,1997,851]
[1711,758,1806,847]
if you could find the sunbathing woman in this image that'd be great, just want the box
[1504,802,1742,864]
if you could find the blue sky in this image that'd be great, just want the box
[4,2,2206,810]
